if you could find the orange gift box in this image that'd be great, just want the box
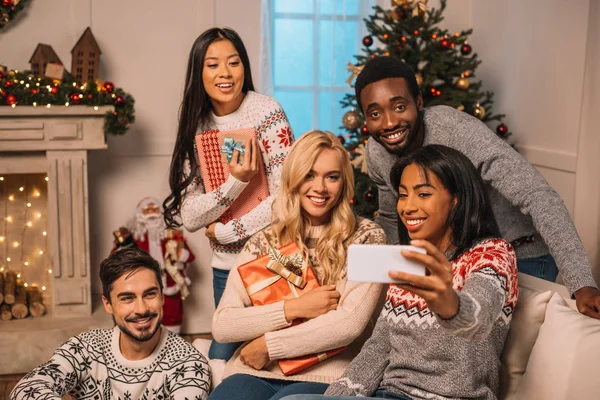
[195,128,270,224]
[238,242,347,376]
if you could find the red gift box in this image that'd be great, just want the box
[195,128,270,224]
[238,242,347,375]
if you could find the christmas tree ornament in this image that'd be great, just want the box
[456,104,465,111]
[440,38,451,49]
[473,104,486,119]
[415,73,424,87]
[337,134,346,145]
[362,36,373,47]
[461,43,472,55]
[6,94,16,105]
[392,0,410,6]
[69,92,81,104]
[114,95,125,107]
[456,77,470,90]
[104,81,115,93]
[351,144,368,174]
[364,188,375,203]
[361,125,369,135]
[4,79,13,88]
[2,0,12,7]
[342,109,363,131]
[496,123,508,137]
[346,62,365,85]
[411,0,428,18]
[50,86,58,95]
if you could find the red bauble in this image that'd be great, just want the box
[31,88,39,95]
[337,134,346,145]
[461,44,472,55]
[50,86,58,95]
[88,93,93,99]
[440,39,451,49]
[2,0,12,7]
[4,80,13,88]
[6,94,17,105]
[114,95,125,107]
[69,92,81,104]
[496,123,508,137]
[104,81,115,93]
[361,125,369,135]
[362,36,373,47]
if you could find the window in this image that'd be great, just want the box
[89,52,95,58]
[88,60,94,66]
[76,67,83,81]
[271,0,375,137]
[33,63,39,75]
[77,51,83,57]
[87,70,94,81]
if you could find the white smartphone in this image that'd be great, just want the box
[347,244,426,283]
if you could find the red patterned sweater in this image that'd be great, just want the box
[326,238,519,400]
[181,91,293,270]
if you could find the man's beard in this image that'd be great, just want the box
[114,312,162,342]
[373,109,423,157]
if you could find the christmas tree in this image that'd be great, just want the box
[341,0,511,219]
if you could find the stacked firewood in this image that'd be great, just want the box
[0,271,46,321]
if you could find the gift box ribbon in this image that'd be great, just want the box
[245,248,306,296]
[221,137,245,163]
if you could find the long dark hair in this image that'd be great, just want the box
[390,144,501,260]
[163,27,255,227]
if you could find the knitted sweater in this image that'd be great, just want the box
[367,105,597,295]
[326,238,519,400]
[211,218,387,383]
[10,326,210,400]
[181,91,293,270]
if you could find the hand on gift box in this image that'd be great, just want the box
[240,335,270,370]
[228,137,261,183]
[284,285,340,322]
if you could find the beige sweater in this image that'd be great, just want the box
[212,217,386,383]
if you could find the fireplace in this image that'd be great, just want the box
[0,105,113,373]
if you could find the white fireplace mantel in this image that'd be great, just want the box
[0,105,112,317]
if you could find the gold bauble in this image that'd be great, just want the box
[415,73,424,87]
[456,77,470,90]
[342,109,363,131]
[473,104,486,119]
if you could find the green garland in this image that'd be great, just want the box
[0,68,135,136]
[0,0,31,30]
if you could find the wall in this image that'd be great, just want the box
[0,0,261,333]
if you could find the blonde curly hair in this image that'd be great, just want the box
[272,130,357,285]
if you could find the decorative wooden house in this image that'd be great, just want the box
[71,27,101,83]
[29,44,64,77]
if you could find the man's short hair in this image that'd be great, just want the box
[100,248,163,302]
[355,56,420,111]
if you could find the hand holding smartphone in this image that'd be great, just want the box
[347,244,426,283]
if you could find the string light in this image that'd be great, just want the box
[45,177,49,182]
[12,241,19,247]
[17,273,21,278]
[8,195,14,201]
[42,286,46,291]
[24,261,29,266]
[26,221,33,227]
[42,231,47,236]
[94,106,99,111]
[0,176,4,180]
[0,267,3,272]
[24,283,29,288]
[39,250,44,255]
[34,191,40,197]
[46,104,51,109]
[36,213,42,218]
[26,202,31,207]
[19,187,24,191]
[6,216,13,222]
[0,236,5,242]
[6,257,10,262]
[48,269,52,274]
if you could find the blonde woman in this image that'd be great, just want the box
[209,131,386,400]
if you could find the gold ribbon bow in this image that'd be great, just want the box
[266,248,306,289]
[412,0,428,18]
[351,144,368,174]
[346,62,365,85]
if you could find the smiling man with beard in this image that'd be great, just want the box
[10,248,210,400]
[356,56,600,320]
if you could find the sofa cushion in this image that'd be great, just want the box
[499,287,553,400]
[514,292,600,400]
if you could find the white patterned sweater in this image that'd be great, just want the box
[10,326,210,400]
[326,238,519,400]
[181,91,294,270]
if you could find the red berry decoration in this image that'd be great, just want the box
[461,43,472,55]
[104,81,115,93]
[6,94,17,105]
[69,92,81,104]
[362,36,373,47]
[337,134,346,145]
[4,80,13,88]
[114,95,125,107]
[496,123,508,137]
[440,38,451,49]
[361,125,369,135]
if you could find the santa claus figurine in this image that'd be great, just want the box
[113,196,195,334]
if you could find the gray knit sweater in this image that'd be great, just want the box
[366,105,597,295]
[325,238,519,400]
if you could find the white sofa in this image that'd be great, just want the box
[194,273,600,399]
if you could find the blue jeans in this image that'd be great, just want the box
[208,373,329,400]
[517,255,558,282]
[280,390,412,400]
[209,268,243,360]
